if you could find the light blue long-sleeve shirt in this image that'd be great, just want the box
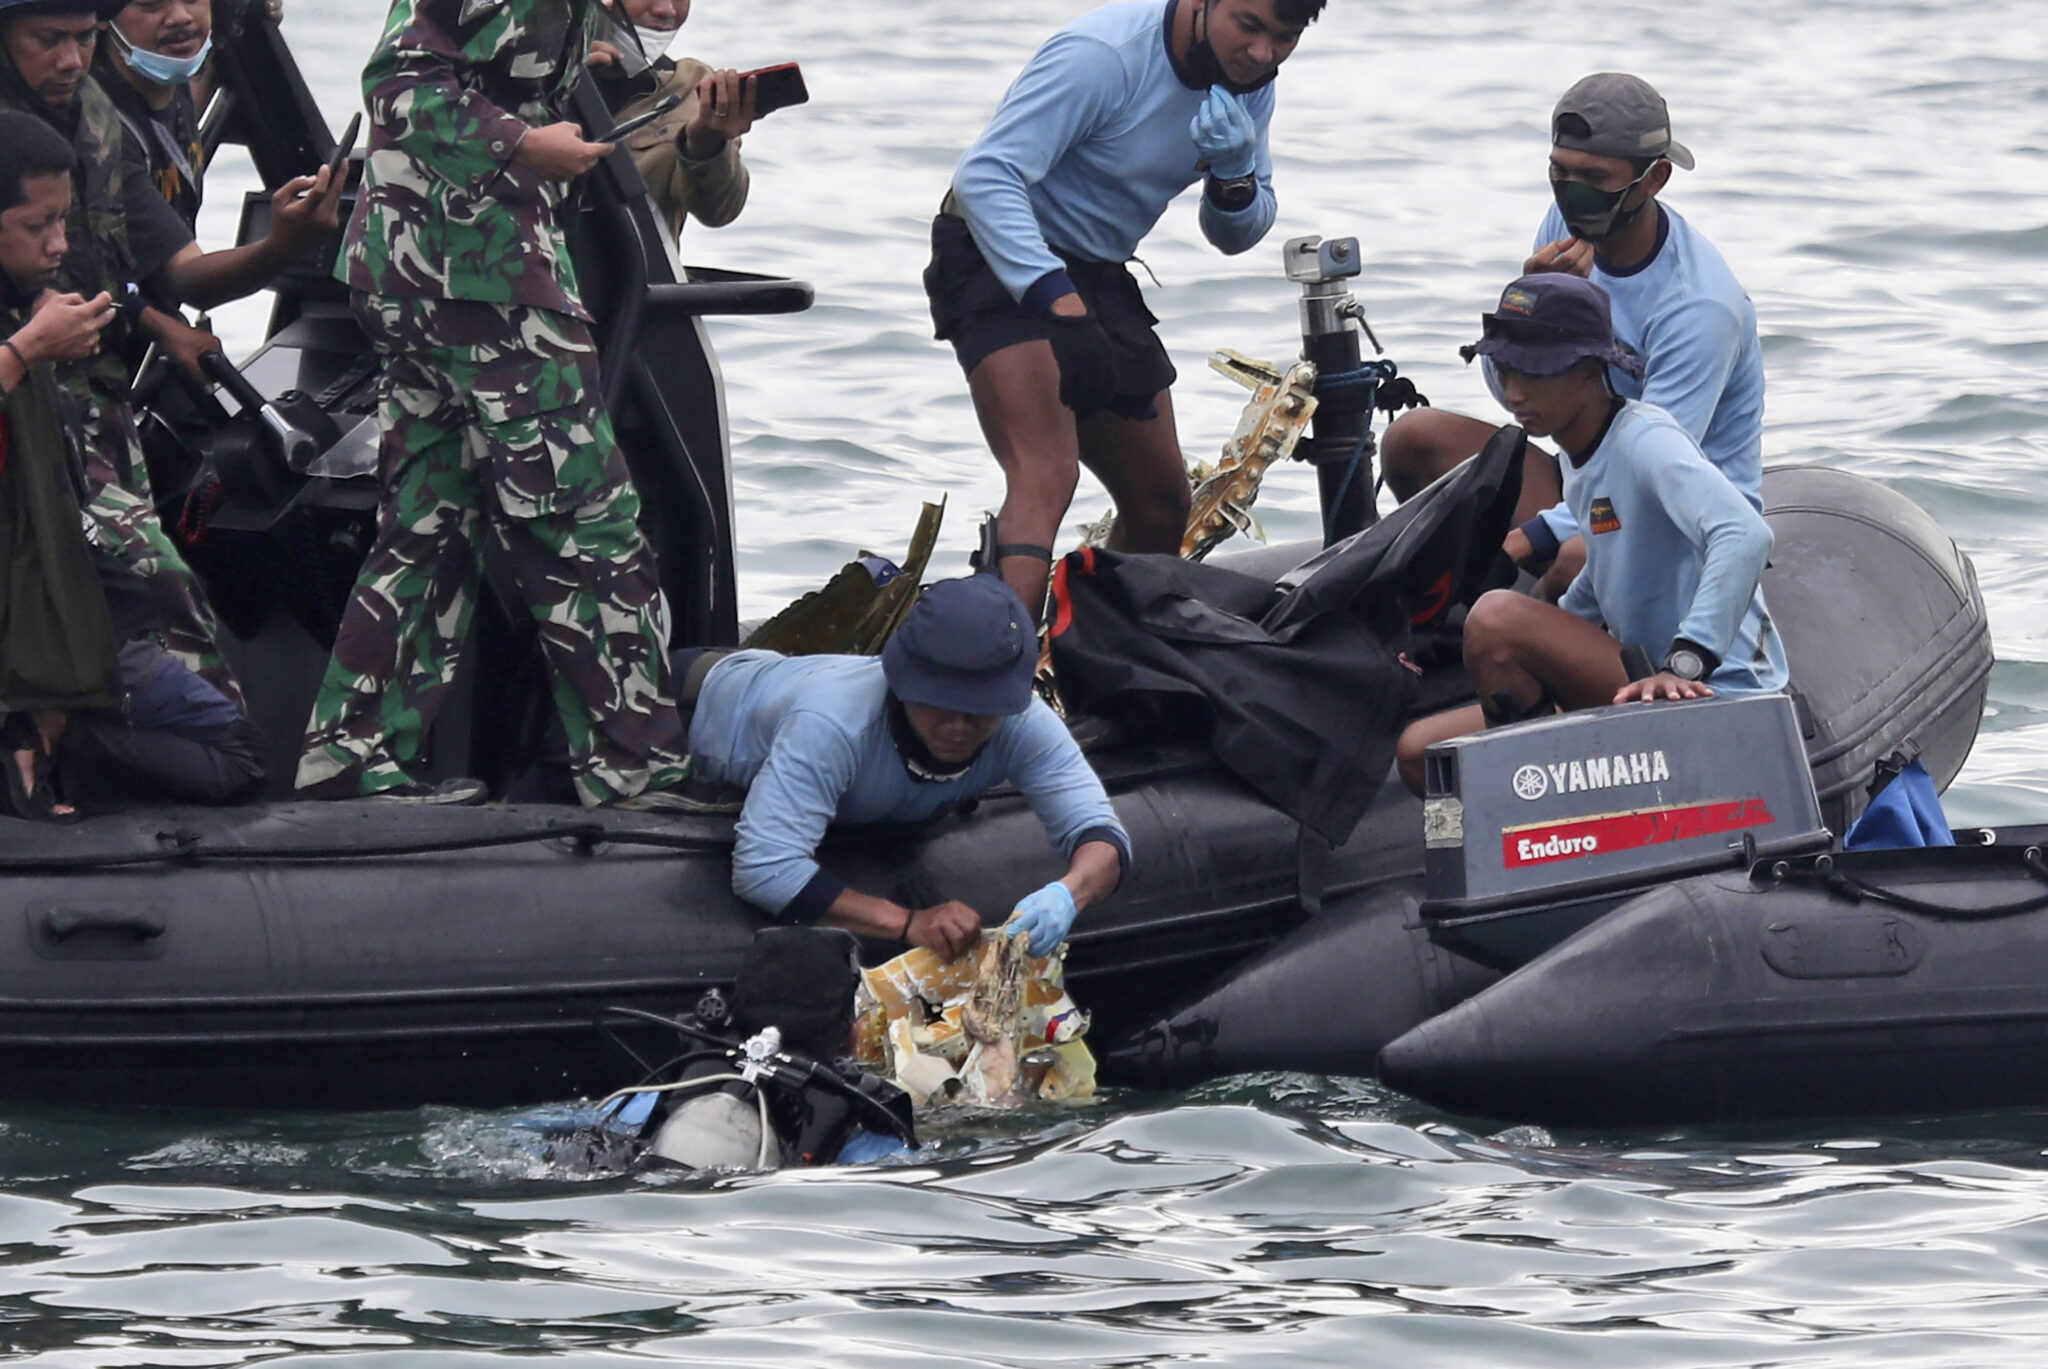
[687,652,1131,919]
[1500,204,1766,548]
[951,0,1276,306]
[1558,401,1788,695]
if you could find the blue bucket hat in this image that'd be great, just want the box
[1459,273,1646,379]
[882,575,1037,717]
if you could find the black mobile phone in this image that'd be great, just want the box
[605,92,682,141]
[326,112,362,185]
[738,62,808,117]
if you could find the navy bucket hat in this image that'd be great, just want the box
[1460,273,1646,379]
[882,575,1037,717]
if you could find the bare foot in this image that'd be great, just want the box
[10,746,73,819]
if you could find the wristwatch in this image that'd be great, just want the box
[1205,173,1258,213]
[1663,643,1710,682]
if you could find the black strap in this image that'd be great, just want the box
[1480,685,1554,727]
[996,543,1055,563]
[1296,826,1332,917]
[679,647,735,706]
[1772,847,2048,922]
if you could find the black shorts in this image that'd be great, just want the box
[923,212,1177,420]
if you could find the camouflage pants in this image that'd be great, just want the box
[80,400,246,712]
[296,295,687,805]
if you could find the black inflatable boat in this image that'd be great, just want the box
[1378,831,2048,1127]
[0,22,2001,1120]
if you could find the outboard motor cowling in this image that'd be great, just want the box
[1421,694,1831,969]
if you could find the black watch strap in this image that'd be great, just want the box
[1663,638,1721,681]
[1204,173,1257,212]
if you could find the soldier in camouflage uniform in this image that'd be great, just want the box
[295,0,690,806]
[0,0,341,710]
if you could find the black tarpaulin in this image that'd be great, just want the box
[1048,425,1525,843]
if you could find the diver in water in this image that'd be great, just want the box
[1393,273,1787,795]
[1380,73,1765,600]
[678,575,1130,962]
[643,928,914,1170]
[925,0,1326,619]
[541,928,916,1172]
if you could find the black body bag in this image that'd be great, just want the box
[1048,425,1525,844]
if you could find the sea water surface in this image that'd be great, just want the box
[7,0,2048,1362]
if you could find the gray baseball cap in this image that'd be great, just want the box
[1551,73,1694,171]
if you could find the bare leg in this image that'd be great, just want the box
[1463,590,1630,713]
[1396,703,1485,796]
[1394,591,1631,795]
[967,340,1081,616]
[1381,408,1562,525]
[1078,389,1190,556]
[1532,535,1588,603]
[9,712,74,818]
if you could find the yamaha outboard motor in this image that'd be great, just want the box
[1419,693,1833,970]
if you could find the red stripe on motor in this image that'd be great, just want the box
[1502,798,1774,868]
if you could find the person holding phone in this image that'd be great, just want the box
[0,0,343,715]
[0,111,266,822]
[927,0,1325,619]
[299,0,695,807]
[587,0,780,241]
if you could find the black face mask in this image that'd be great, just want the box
[1550,162,1657,243]
[1181,0,1277,95]
[886,694,983,784]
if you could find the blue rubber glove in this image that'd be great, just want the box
[1008,881,1078,957]
[1189,87,1258,181]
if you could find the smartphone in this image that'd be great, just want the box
[326,112,361,185]
[738,62,808,117]
[605,92,682,142]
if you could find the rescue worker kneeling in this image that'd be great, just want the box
[0,110,262,821]
[1395,272,1788,795]
[682,575,1130,960]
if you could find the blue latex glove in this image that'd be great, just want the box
[1189,87,1258,181]
[1008,881,1078,957]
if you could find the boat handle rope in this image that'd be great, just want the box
[1765,845,2048,920]
[0,821,735,872]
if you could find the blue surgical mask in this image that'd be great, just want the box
[110,27,214,87]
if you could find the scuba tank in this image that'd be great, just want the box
[594,928,919,1170]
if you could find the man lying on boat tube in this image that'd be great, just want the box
[1379,72,1765,603]
[926,0,1325,620]
[1393,273,1788,795]
[679,575,1129,962]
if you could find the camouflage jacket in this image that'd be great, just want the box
[342,0,599,317]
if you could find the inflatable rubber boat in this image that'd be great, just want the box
[0,23,2000,1120]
